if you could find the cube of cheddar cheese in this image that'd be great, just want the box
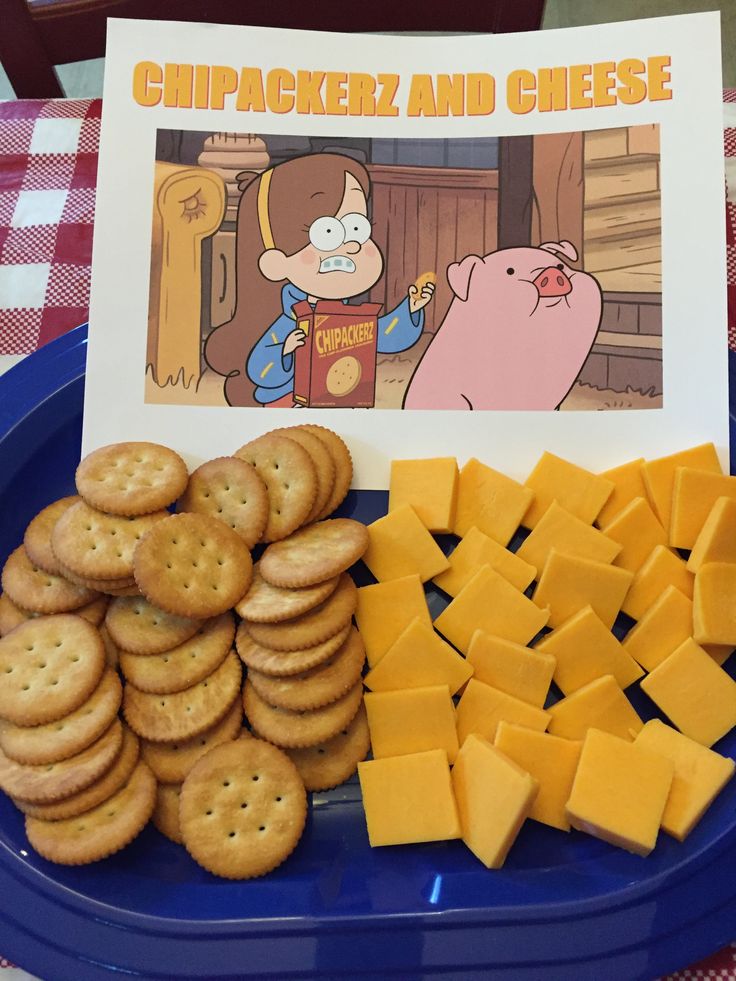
[693,562,736,647]
[495,721,582,832]
[467,630,555,708]
[620,545,693,621]
[535,605,642,694]
[641,442,722,533]
[634,719,735,841]
[355,575,431,668]
[358,750,461,847]
[362,504,449,584]
[670,468,736,550]
[516,501,621,570]
[596,457,647,528]
[599,497,668,574]
[389,457,458,534]
[565,728,674,857]
[687,497,736,572]
[452,734,538,868]
[547,674,643,741]
[363,617,472,696]
[533,550,633,629]
[621,585,693,672]
[453,458,534,545]
[523,452,614,530]
[640,638,736,747]
[456,678,550,746]
[434,526,536,597]
[364,686,459,763]
[434,565,549,654]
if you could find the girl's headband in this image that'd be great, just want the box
[257,168,275,250]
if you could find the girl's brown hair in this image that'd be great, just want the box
[205,153,371,407]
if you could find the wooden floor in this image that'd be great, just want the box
[1,1,735,98]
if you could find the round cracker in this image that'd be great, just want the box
[23,496,81,576]
[51,500,168,581]
[133,513,253,619]
[259,519,368,589]
[152,782,183,844]
[285,703,370,791]
[234,563,339,624]
[16,726,140,821]
[243,678,363,748]
[179,738,307,879]
[0,593,30,637]
[248,626,365,711]
[295,425,352,520]
[0,614,105,726]
[105,595,203,655]
[1,545,98,614]
[25,759,156,865]
[56,561,136,592]
[235,621,351,677]
[269,427,336,525]
[104,583,142,597]
[123,650,241,743]
[178,456,269,549]
[242,574,356,652]
[76,442,189,516]
[0,668,122,765]
[0,719,122,804]
[74,596,109,627]
[99,624,120,671]
[140,697,242,784]
[119,611,235,694]
[233,433,317,542]
[0,594,110,637]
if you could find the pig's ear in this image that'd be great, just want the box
[539,240,578,263]
[447,255,482,301]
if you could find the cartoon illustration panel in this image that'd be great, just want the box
[145,126,662,412]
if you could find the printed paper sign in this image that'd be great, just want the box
[84,14,728,486]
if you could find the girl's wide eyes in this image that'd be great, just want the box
[309,217,345,251]
[341,213,371,244]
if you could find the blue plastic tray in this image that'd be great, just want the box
[1,325,735,981]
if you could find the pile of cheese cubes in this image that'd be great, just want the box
[356,445,736,867]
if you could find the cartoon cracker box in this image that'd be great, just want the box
[292,301,382,408]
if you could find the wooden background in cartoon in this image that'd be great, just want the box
[146,125,661,410]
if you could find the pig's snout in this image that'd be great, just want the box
[533,266,572,298]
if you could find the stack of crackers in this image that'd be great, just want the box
[0,425,371,878]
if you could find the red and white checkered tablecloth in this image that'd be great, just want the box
[0,98,98,363]
[1,95,736,980]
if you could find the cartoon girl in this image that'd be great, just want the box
[205,153,434,407]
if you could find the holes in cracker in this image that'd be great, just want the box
[259,825,266,832]
[223,780,230,787]
[228,831,236,838]
[240,801,248,809]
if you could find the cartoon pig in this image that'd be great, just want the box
[403,242,603,410]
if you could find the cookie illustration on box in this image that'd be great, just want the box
[205,153,435,408]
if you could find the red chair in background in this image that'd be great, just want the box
[1,0,545,99]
